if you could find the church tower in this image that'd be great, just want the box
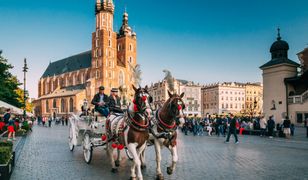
[260,29,300,121]
[117,11,137,98]
[92,0,117,93]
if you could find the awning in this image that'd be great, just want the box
[0,100,34,117]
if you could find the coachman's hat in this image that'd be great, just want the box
[111,88,119,92]
[99,86,105,90]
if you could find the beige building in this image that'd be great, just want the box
[35,0,138,117]
[148,79,202,117]
[244,83,263,116]
[201,82,246,116]
[260,30,308,124]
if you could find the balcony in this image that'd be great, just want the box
[288,89,308,104]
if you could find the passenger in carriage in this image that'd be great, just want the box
[91,86,110,117]
[108,88,123,114]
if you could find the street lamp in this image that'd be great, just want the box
[23,58,28,121]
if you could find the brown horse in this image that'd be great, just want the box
[105,85,152,180]
[146,90,185,180]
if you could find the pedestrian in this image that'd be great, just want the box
[259,116,267,137]
[306,118,308,138]
[3,109,11,124]
[48,116,52,127]
[61,116,65,126]
[267,116,275,138]
[7,117,16,141]
[225,114,239,144]
[216,116,223,136]
[65,115,68,126]
[42,116,46,126]
[282,116,291,139]
[192,118,197,136]
[290,123,295,136]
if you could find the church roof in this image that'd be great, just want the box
[38,84,86,99]
[41,51,91,78]
[260,58,300,69]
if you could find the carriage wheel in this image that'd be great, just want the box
[125,148,133,161]
[83,133,93,164]
[68,124,74,151]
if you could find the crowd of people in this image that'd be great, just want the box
[180,114,304,141]
[0,109,34,141]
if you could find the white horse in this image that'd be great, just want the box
[105,85,152,180]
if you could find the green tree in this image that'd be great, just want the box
[16,88,33,112]
[0,50,23,108]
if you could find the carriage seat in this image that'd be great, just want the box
[94,111,105,117]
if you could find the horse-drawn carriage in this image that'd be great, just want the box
[68,111,133,164]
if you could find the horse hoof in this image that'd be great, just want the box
[111,168,118,173]
[156,174,164,180]
[141,164,147,170]
[115,160,120,167]
[167,167,173,175]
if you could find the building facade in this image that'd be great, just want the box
[201,82,263,117]
[36,0,137,117]
[260,30,308,124]
[148,79,202,117]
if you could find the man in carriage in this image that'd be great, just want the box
[108,88,123,114]
[91,86,110,117]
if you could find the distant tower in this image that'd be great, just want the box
[117,10,137,98]
[260,28,300,121]
[92,0,116,93]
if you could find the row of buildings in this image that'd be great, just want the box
[148,79,263,117]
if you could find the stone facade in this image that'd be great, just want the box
[148,79,202,117]
[36,0,137,117]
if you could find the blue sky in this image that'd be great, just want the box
[0,0,308,98]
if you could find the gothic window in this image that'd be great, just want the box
[96,70,100,79]
[119,71,124,86]
[222,104,224,108]
[129,57,133,63]
[46,100,49,113]
[53,99,57,108]
[96,39,99,48]
[129,44,132,51]
[109,40,111,47]
[61,98,65,112]
[69,98,74,112]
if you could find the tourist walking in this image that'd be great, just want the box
[267,116,275,138]
[65,115,68,126]
[225,114,239,144]
[3,109,11,124]
[282,116,291,139]
[61,116,65,126]
[48,116,52,127]
[260,116,267,137]
[7,117,16,141]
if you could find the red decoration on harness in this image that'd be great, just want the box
[101,134,107,141]
[133,99,138,112]
[142,96,147,102]
[117,144,124,150]
[111,143,117,149]
[177,105,182,111]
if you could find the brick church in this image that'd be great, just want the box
[35,0,137,117]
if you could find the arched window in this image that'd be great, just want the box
[119,70,124,86]
[61,98,65,112]
[46,100,49,113]
[53,99,57,108]
[69,98,74,112]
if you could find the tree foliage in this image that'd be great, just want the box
[0,51,23,108]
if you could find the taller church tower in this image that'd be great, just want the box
[92,0,117,93]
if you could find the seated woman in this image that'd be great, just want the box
[108,88,123,114]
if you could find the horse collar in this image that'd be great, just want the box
[156,109,176,130]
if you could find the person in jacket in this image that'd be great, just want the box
[3,109,11,124]
[7,116,16,141]
[108,88,122,113]
[282,116,291,139]
[267,116,275,138]
[225,114,239,144]
[91,86,110,117]
[259,116,267,137]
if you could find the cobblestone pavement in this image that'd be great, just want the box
[11,124,308,180]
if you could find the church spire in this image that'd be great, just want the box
[277,27,281,41]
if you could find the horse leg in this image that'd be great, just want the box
[167,145,178,175]
[115,149,121,167]
[107,143,117,173]
[136,143,147,180]
[127,143,138,179]
[140,146,147,169]
[154,139,164,180]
